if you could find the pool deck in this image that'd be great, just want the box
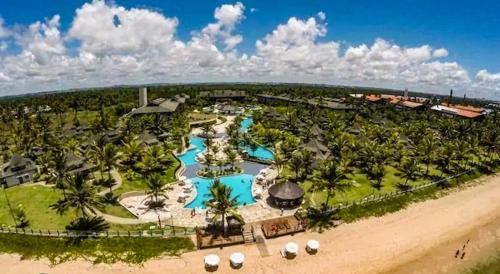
[119,165,296,227]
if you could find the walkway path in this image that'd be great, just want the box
[3,173,500,273]
[97,169,122,196]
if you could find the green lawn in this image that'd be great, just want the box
[102,204,136,218]
[289,164,444,207]
[0,185,76,229]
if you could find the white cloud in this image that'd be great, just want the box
[433,48,448,58]
[475,70,500,91]
[197,2,245,50]
[0,2,498,99]
[317,11,326,21]
[0,72,10,82]
[68,0,179,55]
[250,8,258,13]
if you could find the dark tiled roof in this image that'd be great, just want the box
[129,99,179,115]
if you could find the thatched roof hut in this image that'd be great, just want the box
[268,181,305,208]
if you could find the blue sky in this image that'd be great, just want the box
[0,0,499,98]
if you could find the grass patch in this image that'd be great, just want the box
[0,185,75,229]
[101,204,136,219]
[297,164,435,207]
[0,233,195,265]
[338,186,439,223]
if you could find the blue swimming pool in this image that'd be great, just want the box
[177,136,206,166]
[241,144,275,161]
[185,174,256,209]
[240,117,253,132]
[239,117,275,161]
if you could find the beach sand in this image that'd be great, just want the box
[2,173,500,274]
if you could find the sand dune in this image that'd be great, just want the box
[2,173,500,274]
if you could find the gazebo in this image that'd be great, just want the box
[268,181,305,208]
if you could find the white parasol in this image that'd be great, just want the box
[285,242,299,255]
[306,240,320,251]
[204,254,220,267]
[230,252,245,266]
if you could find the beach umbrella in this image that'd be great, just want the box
[185,178,193,185]
[179,176,187,181]
[230,252,245,267]
[306,240,320,252]
[204,254,220,267]
[285,242,299,255]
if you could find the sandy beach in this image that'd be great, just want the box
[2,173,500,274]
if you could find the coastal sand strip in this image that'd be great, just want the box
[2,173,500,274]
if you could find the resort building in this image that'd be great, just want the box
[300,138,331,163]
[308,97,357,110]
[128,88,185,117]
[430,104,485,119]
[198,90,247,101]
[257,94,355,110]
[1,154,38,188]
[65,152,96,175]
[257,94,296,104]
[262,107,287,123]
[138,131,160,146]
[217,104,240,115]
[307,124,325,141]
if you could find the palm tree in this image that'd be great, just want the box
[370,163,385,191]
[88,135,107,179]
[204,152,214,170]
[145,145,171,166]
[419,133,438,176]
[300,149,314,179]
[135,154,162,177]
[144,173,168,227]
[289,150,303,181]
[273,150,285,179]
[51,173,103,217]
[101,143,120,193]
[436,142,455,176]
[121,137,143,168]
[216,160,225,173]
[205,179,244,237]
[226,149,237,170]
[316,160,351,205]
[48,149,70,197]
[399,157,420,186]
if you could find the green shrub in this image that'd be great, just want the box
[0,234,195,265]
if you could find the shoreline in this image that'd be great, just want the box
[1,173,500,273]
